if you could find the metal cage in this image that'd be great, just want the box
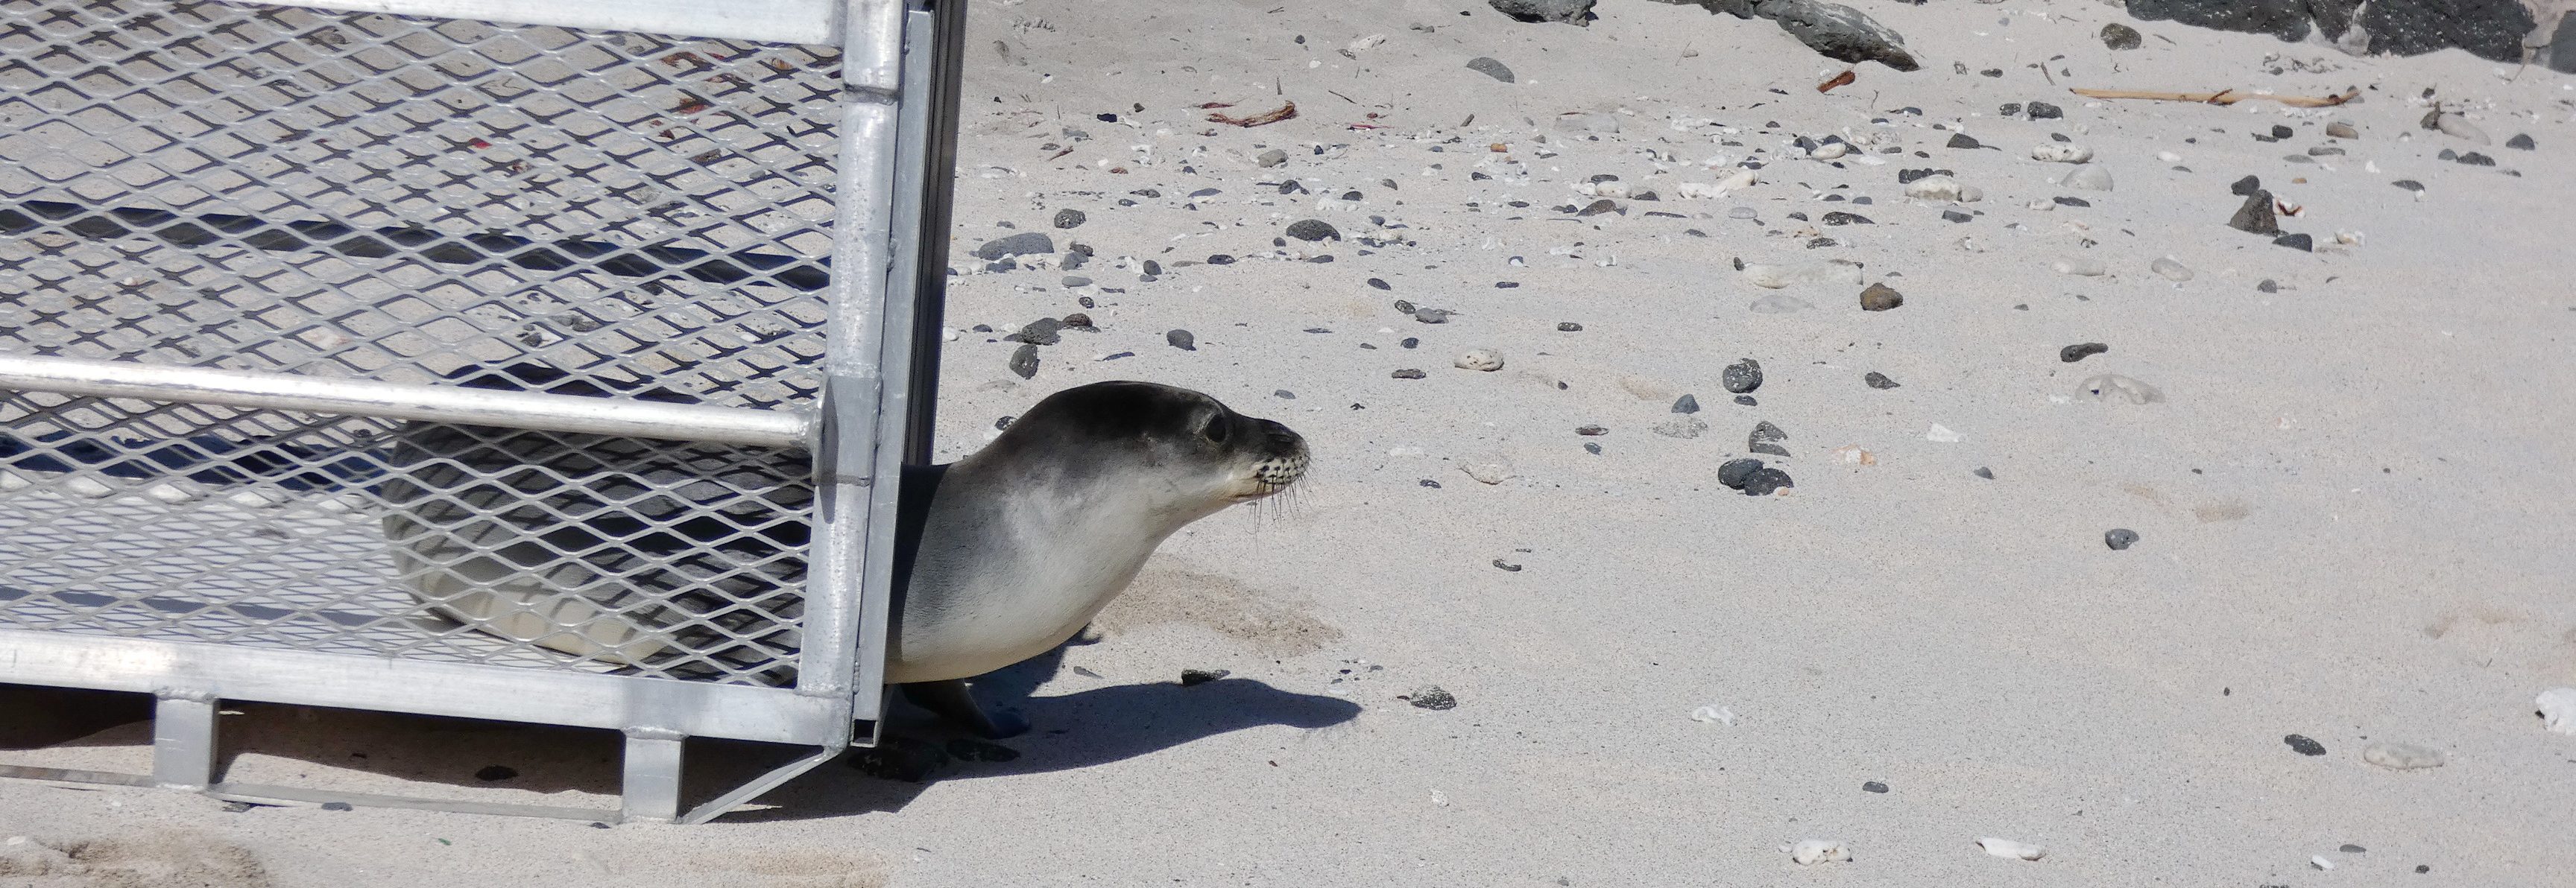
[0,0,964,822]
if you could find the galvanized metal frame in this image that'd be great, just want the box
[0,0,962,823]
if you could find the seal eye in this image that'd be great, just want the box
[1201,415,1230,444]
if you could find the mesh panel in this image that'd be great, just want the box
[0,0,845,685]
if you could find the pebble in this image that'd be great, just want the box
[1821,211,1872,226]
[2285,734,2327,755]
[2051,257,2107,276]
[1576,199,1620,217]
[2507,133,2536,150]
[1051,208,1086,229]
[1287,219,1341,241]
[1558,322,1583,332]
[2326,121,2358,139]
[2057,165,2114,191]
[1255,148,1288,168]
[1167,329,1196,350]
[2030,144,2092,163]
[1727,206,1760,219]
[2077,373,2165,405]
[1739,466,1793,496]
[1808,142,1849,160]
[1672,394,1701,413]
[1391,368,1427,379]
[1722,359,1763,393]
[2273,232,2314,252]
[1407,686,1458,710]
[2391,179,2425,193]
[1787,840,1852,866]
[2150,257,2194,281]
[2539,687,2576,734]
[1717,458,1764,489]
[2104,528,2139,551]
[1863,371,1899,389]
[1731,395,1756,407]
[1414,308,1453,323]
[1862,780,1888,793]
[1576,425,1609,436]
[2100,22,2142,49]
[1008,343,1039,379]
[1180,668,1231,686]
[1976,838,2045,861]
[2053,196,2090,207]
[1858,282,1903,311]
[1465,57,1515,83]
[1828,445,1874,466]
[1741,260,1864,288]
[1749,294,1816,313]
[2306,145,2344,156]
[2257,279,2279,293]
[1945,133,1984,150]
[2361,741,2446,770]
[1454,349,1504,372]
[1061,276,1092,288]
[2457,151,2495,167]
[1940,209,1972,223]
[973,232,1055,260]
[1972,467,1995,479]
[2059,342,2109,363]
[1901,175,1975,201]
[1652,416,1709,439]
[2229,191,2281,235]
[1747,421,1790,457]
[1924,423,1962,443]
[2230,174,2262,196]
[2027,101,2062,120]
[1896,167,1953,185]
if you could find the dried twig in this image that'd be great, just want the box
[2068,86,2360,108]
[1208,100,1298,127]
[1816,69,1856,93]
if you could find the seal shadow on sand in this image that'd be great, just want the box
[0,562,1357,820]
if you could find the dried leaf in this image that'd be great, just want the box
[1208,100,1297,127]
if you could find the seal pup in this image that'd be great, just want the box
[884,381,1310,736]
[379,368,1308,737]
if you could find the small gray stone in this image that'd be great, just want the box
[1717,458,1764,489]
[1862,780,1890,793]
[2326,121,2358,139]
[1946,133,1983,150]
[1465,57,1515,82]
[2273,232,2314,251]
[1652,416,1709,439]
[2257,279,2279,294]
[1391,368,1427,379]
[1672,394,1701,414]
[2060,342,2109,363]
[1167,329,1196,350]
[1859,282,1903,311]
[1179,668,1231,686]
[1488,0,1596,25]
[2507,133,2536,150]
[1863,371,1899,389]
[1738,467,1793,496]
[2391,179,2425,193]
[973,231,1055,260]
[1051,208,1087,229]
[1008,343,1038,379]
[2284,733,2325,756]
[1722,359,1763,393]
[1972,467,1994,480]
[1748,420,1790,457]
[2058,165,2114,191]
[2100,22,2141,50]
[1407,685,1458,710]
[2229,191,2280,235]
[1061,276,1092,288]
[2104,528,2138,551]
[1006,317,1064,346]
[1287,219,1341,241]
[1255,148,1289,168]
[1558,322,1584,332]
[1413,308,1453,324]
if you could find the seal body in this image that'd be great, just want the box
[380,371,1308,722]
[886,381,1309,684]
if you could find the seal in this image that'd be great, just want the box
[379,367,1310,738]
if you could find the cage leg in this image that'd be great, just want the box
[151,695,218,791]
[619,728,686,823]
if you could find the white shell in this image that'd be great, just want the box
[1787,840,1852,865]
[1902,175,1969,201]
[2539,687,2576,735]
[1453,349,1505,372]
[1977,837,2046,860]
[2030,144,2094,163]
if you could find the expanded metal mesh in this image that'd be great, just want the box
[0,0,847,685]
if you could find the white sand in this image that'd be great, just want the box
[7,1,2576,885]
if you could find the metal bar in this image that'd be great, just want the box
[210,782,620,822]
[900,0,969,467]
[0,354,809,448]
[619,729,686,823]
[0,764,158,788]
[790,86,902,703]
[235,0,845,46]
[150,695,219,791]
[0,630,850,746]
[675,741,845,825]
[842,0,906,89]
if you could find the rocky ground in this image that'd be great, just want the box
[6,1,2576,886]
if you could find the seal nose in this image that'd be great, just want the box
[1251,419,1305,458]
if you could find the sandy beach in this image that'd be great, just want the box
[4,0,2575,885]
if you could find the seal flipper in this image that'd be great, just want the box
[898,679,1029,739]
